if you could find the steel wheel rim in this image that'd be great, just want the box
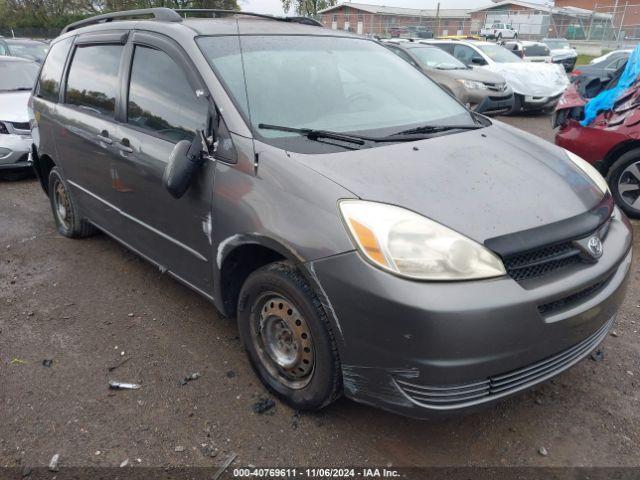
[250,293,315,390]
[617,161,640,210]
[54,181,71,230]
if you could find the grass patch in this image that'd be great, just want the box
[576,53,597,66]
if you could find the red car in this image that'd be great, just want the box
[554,70,640,218]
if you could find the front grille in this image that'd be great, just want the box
[484,82,507,92]
[394,317,613,409]
[501,219,611,282]
[538,276,611,315]
[504,241,583,281]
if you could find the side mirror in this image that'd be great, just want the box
[163,131,207,199]
[471,56,486,66]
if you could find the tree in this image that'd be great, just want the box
[281,0,336,16]
[0,0,239,30]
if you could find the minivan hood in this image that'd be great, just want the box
[291,121,604,244]
[0,91,30,123]
[484,61,568,97]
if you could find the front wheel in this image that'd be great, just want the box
[237,261,342,411]
[608,149,640,218]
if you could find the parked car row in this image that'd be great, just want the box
[0,36,49,63]
[1,9,633,422]
[0,56,39,178]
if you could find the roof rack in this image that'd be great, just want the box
[62,7,181,34]
[174,9,322,27]
[61,7,322,34]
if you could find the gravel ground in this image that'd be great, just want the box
[1,113,639,472]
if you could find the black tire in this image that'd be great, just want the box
[497,33,502,40]
[237,261,342,411]
[607,149,640,218]
[48,167,97,238]
[513,33,518,39]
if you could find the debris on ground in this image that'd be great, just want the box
[174,445,185,452]
[108,357,130,372]
[120,458,129,468]
[48,454,60,472]
[590,349,605,362]
[611,330,620,337]
[10,358,27,365]
[538,446,549,456]
[253,397,276,414]
[292,411,301,430]
[226,370,236,378]
[179,372,201,386]
[108,380,141,390]
[535,397,543,405]
[42,359,53,367]
[212,452,237,480]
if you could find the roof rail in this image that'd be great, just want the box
[174,9,323,27]
[61,7,322,35]
[61,7,182,34]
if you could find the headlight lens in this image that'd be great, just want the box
[564,149,609,195]
[339,200,506,281]
[457,79,486,90]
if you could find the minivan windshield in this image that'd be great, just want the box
[477,44,522,63]
[198,35,475,151]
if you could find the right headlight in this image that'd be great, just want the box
[339,200,506,281]
[563,149,609,195]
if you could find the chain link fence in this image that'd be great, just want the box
[0,27,61,40]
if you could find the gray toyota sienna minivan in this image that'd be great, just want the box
[30,9,632,419]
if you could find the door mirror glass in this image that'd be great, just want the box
[163,131,207,199]
[471,56,486,65]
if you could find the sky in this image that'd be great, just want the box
[238,0,548,16]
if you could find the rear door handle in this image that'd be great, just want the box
[97,131,113,145]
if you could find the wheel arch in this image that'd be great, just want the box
[601,140,640,177]
[215,234,347,349]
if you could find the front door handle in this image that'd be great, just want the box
[97,130,113,145]
[117,138,133,154]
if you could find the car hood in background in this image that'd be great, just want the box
[291,121,603,244]
[484,61,569,97]
[448,66,507,84]
[0,91,30,123]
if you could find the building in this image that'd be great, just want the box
[468,0,614,39]
[317,2,471,38]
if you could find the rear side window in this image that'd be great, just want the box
[523,45,550,56]
[65,44,123,117]
[127,46,208,143]
[36,37,73,102]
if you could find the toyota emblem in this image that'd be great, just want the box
[587,236,603,259]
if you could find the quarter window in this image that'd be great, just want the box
[36,37,73,102]
[127,46,208,143]
[65,44,123,117]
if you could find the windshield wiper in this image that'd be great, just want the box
[258,123,367,145]
[391,124,482,136]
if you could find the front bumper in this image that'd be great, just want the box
[521,93,563,111]
[0,134,32,171]
[309,213,632,419]
[473,91,515,116]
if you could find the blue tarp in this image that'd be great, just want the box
[581,45,640,126]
